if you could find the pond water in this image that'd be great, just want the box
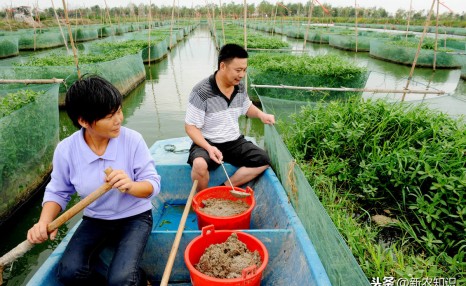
[0,24,464,285]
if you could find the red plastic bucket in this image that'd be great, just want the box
[184,225,269,286]
[192,186,255,230]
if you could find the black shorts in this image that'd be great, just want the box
[187,135,271,171]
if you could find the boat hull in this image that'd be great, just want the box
[27,137,331,286]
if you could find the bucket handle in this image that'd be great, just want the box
[245,186,254,197]
[241,265,257,279]
[201,225,216,237]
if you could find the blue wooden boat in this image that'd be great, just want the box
[27,137,331,286]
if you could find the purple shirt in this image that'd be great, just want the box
[43,127,161,220]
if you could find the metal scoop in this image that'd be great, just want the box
[220,162,251,198]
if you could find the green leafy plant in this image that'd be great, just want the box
[0,89,42,118]
[281,98,465,282]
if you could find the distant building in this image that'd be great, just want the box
[12,6,34,22]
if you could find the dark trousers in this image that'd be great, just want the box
[57,210,153,286]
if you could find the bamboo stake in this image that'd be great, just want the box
[401,0,436,101]
[243,0,247,50]
[0,79,64,84]
[6,5,12,32]
[35,1,42,33]
[211,1,217,41]
[148,0,152,66]
[433,0,440,71]
[219,0,226,45]
[271,2,278,36]
[61,0,81,79]
[33,5,37,51]
[0,168,113,285]
[247,48,308,52]
[406,0,412,40]
[243,0,247,87]
[51,0,69,53]
[160,180,198,286]
[103,0,112,27]
[250,84,445,95]
[303,0,314,49]
[354,0,358,53]
[169,0,176,49]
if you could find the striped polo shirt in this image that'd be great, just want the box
[185,72,252,143]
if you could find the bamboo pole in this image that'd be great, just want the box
[204,0,216,50]
[243,0,247,88]
[303,0,314,49]
[248,48,307,52]
[250,84,445,95]
[211,2,216,40]
[148,0,152,66]
[401,0,436,101]
[271,2,278,36]
[35,1,42,33]
[219,0,226,45]
[159,181,198,286]
[354,0,358,53]
[6,5,12,32]
[0,168,113,285]
[61,0,81,79]
[169,0,176,49]
[433,0,440,71]
[0,79,64,84]
[406,0,412,40]
[51,0,69,53]
[33,5,37,51]
[243,0,247,50]
[103,0,112,27]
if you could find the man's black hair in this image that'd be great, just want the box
[65,75,122,129]
[217,43,248,69]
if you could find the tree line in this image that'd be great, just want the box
[1,2,465,27]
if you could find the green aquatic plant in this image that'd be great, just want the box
[248,53,366,77]
[0,89,42,118]
[281,98,465,282]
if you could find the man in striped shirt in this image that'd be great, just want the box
[185,43,275,191]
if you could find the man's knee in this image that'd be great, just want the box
[192,157,208,174]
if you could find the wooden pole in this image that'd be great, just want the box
[103,0,113,27]
[0,79,64,84]
[160,180,198,286]
[0,168,113,285]
[406,0,412,40]
[401,0,436,101]
[51,0,69,53]
[61,0,81,79]
[354,0,358,53]
[148,0,152,66]
[303,0,314,50]
[169,0,176,49]
[271,2,278,36]
[243,0,248,88]
[219,0,226,45]
[243,0,247,50]
[433,0,440,71]
[250,84,445,95]
[6,5,12,32]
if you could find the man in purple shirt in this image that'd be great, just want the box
[27,76,160,286]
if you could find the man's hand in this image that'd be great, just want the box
[260,112,275,125]
[207,146,223,164]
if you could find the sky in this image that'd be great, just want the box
[4,0,465,14]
